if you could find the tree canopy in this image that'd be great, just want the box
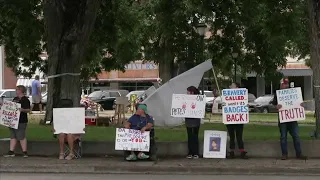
[0,0,310,83]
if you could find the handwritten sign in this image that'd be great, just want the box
[171,94,206,118]
[53,108,85,134]
[115,128,150,152]
[276,87,305,123]
[203,130,227,158]
[0,100,21,129]
[222,88,249,124]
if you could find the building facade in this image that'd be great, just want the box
[0,46,17,89]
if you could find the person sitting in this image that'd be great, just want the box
[57,133,81,160]
[124,104,153,161]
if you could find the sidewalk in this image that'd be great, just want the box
[1,157,320,175]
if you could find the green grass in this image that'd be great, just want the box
[0,123,315,142]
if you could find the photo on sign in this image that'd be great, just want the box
[209,137,221,152]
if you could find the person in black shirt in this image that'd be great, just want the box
[271,78,307,160]
[4,85,31,158]
[185,86,201,159]
[226,83,248,159]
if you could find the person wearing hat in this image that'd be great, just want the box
[124,104,154,161]
[271,78,307,160]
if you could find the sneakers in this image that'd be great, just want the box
[23,151,28,158]
[240,151,249,159]
[138,153,149,160]
[297,154,307,160]
[126,154,137,161]
[186,155,199,159]
[3,151,15,157]
[281,154,288,160]
[193,155,199,159]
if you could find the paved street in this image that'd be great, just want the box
[1,174,319,180]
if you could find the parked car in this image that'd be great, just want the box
[200,90,215,102]
[126,90,145,101]
[205,93,257,112]
[0,89,17,102]
[251,94,277,113]
[87,90,122,110]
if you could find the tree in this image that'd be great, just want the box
[0,0,143,122]
[307,0,320,137]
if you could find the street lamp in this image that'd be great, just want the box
[196,23,207,95]
[232,52,239,83]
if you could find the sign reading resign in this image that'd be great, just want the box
[222,88,249,124]
[115,128,150,152]
[171,94,206,118]
[276,87,305,123]
[0,100,21,129]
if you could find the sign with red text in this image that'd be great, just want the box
[276,87,305,123]
[0,100,21,129]
[171,94,206,118]
[222,88,249,124]
[115,128,150,152]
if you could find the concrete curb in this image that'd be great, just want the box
[1,140,320,158]
[1,164,320,176]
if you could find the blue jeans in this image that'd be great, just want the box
[278,121,302,156]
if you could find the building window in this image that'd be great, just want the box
[119,82,153,91]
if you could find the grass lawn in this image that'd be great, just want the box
[0,123,315,142]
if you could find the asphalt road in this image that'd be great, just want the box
[1,174,319,180]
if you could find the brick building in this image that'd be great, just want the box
[0,46,17,89]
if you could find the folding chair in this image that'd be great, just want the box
[54,99,84,159]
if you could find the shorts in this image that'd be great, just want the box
[9,123,27,140]
[32,95,41,104]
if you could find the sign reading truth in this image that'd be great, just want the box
[276,87,305,123]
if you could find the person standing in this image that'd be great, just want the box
[271,78,307,160]
[4,85,31,158]
[226,83,248,159]
[185,86,201,159]
[31,75,42,113]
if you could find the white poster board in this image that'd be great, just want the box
[115,128,150,152]
[203,130,227,158]
[276,87,305,123]
[53,108,85,134]
[212,97,219,114]
[222,88,249,124]
[0,100,21,129]
[171,94,206,118]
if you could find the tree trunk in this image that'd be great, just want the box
[308,0,320,137]
[43,0,101,123]
[159,39,174,83]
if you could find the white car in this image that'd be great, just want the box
[126,90,145,101]
[200,90,215,102]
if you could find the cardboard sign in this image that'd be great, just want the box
[171,94,206,118]
[115,128,150,152]
[53,108,85,134]
[0,100,21,129]
[276,87,305,123]
[222,88,249,124]
[203,130,227,158]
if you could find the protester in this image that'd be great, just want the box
[185,86,201,159]
[31,75,42,113]
[57,133,81,160]
[4,85,31,158]
[226,83,248,159]
[271,78,307,160]
[124,104,153,161]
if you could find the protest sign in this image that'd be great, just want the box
[115,128,150,152]
[0,100,21,129]
[171,94,206,118]
[53,108,85,134]
[276,87,305,123]
[222,88,249,124]
[203,130,227,158]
